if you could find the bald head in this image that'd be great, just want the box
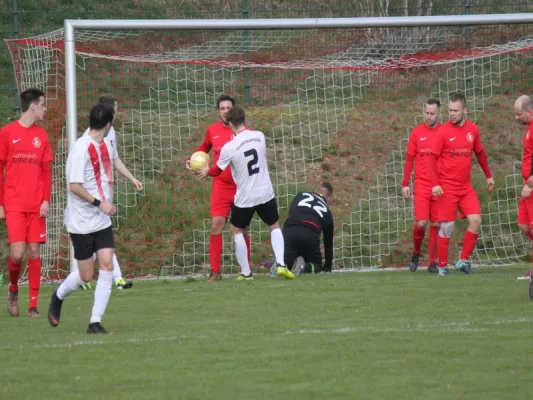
[514,95,533,125]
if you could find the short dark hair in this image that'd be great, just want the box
[425,98,441,108]
[98,94,117,106]
[226,106,245,126]
[20,88,45,112]
[216,94,235,109]
[320,181,333,196]
[449,92,466,106]
[89,103,115,130]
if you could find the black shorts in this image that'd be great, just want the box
[70,225,115,261]
[230,197,279,229]
[283,224,322,270]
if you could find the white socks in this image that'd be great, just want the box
[270,228,285,267]
[57,269,83,300]
[112,253,122,281]
[90,269,113,324]
[234,233,251,276]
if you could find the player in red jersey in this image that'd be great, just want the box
[512,95,533,285]
[0,88,53,317]
[429,92,494,276]
[402,98,442,273]
[186,94,250,281]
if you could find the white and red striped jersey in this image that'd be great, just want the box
[64,131,117,234]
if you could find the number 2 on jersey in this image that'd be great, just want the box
[298,193,328,217]
[244,149,259,176]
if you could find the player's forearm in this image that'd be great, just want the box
[69,183,99,204]
[194,142,211,156]
[208,164,223,177]
[402,154,415,187]
[113,158,136,182]
[0,160,4,206]
[42,161,52,203]
[475,149,492,179]
[428,154,440,187]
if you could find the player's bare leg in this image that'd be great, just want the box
[208,216,226,281]
[455,214,480,275]
[268,221,294,280]
[231,224,253,280]
[27,243,42,317]
[518,224,533,280]
[409,220,427,272]
[427,222,440,273]
[7,242,25,317]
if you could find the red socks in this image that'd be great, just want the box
[412,225,426,254]
[428,225,439,264]
[244,235,251,264]
[527,230,533,242]
[209,234,223,274]
[8,257,21,293]
[28,258,41,308]
[438,236,450,268]
[460,230,479,260]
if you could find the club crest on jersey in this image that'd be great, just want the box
[466,132,474,143]
[32,137,41,148]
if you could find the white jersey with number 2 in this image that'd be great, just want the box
[217,129,275,208]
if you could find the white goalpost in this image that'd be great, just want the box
[5,13,533,279]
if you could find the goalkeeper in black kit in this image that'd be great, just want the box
[281,182,334,275]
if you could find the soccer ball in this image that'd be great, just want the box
[189,151,210,171]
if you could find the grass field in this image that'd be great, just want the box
[1,267,532,399]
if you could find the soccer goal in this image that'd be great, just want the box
[5,14,533,279]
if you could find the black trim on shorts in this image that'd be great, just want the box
[69,225,115,261]
[230,197,279,229]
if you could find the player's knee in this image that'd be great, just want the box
[27,245,40,259]
[439,221,455,238]
[211,217,225,234]
[518,224,531,235]
[416,220,428,229]
[10,251,24,264]
[268,221,280,231]
[230,224,243,235]
[468,215,482,232]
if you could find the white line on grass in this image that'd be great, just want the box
[2,316,532,351]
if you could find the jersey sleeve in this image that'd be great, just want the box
[473,127,483,153]
[406,129,417,156]
[217,142,233,171]
[112,140,119,160]
[194,127,213,155]
[67,144,87,184]
[43,133,53,163]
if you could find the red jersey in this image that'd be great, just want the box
[405,122,441,189]
[0,121,53,212]
[195,121,236,185]
[431,120,483,193]
[521,121,533,181]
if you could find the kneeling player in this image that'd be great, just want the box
[198,106,294,280]
[282,182,334,275]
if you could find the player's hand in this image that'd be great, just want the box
[522,184,532,199]
[196,165,209,179]
[131,178,143,191]
[40,201,50,218]
[185,158,192,171]
[0,206,5,220]
[432,185,443,197]
[527,176,533,189]
[99,201,117,216]
[486,177,495,192]
[401,186,411,199]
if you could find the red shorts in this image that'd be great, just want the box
[210,180,236,218]
[5,212,46,244]
[413,189,439,222]
[437,187,481,222]
[517,196,533,228]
